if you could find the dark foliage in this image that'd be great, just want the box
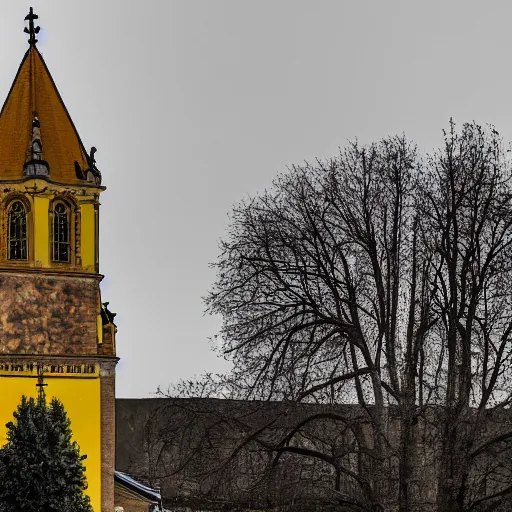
[0,392,92,512]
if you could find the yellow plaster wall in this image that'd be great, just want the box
[0,376,102,511]
[81,203,96,271]
[33,195,50,267]
[0,180,101,273]
[97,315,103,344]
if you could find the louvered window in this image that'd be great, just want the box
[8,201,27,260]
[52,202,70,262]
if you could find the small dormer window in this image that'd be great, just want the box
[8,201,27,260]
[52,202,70,262]
[23,116,49,177]
[32,140,42,159]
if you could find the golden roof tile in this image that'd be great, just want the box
[0,45,91,184]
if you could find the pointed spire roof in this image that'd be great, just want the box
[0,22,94,185]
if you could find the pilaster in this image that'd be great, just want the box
[100,359,117,512]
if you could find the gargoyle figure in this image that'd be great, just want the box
[86,146,102,185]
[76,146,102,185]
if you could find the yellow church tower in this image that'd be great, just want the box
[0,8,117,511]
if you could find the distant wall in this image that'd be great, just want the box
[115,399,431,511]
[115,398,512,512]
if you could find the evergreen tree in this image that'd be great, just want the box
[0,390,92,511]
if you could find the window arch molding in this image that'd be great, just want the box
[2,194,32,263]
[49,196,79,266]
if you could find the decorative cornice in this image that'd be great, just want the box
[0,176,105,192]
[99,360,118,376]
[0,354,119,363]
[0,266,104,279]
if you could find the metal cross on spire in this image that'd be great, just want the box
[24,7,40,46]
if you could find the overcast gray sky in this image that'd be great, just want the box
[0,1,511,397]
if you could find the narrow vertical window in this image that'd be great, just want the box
[53,202,70,262]
[8,201,27,260]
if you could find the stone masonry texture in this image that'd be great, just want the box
[0,272,98,354]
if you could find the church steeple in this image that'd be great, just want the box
[0,8,97,185]
[0,10,117,511]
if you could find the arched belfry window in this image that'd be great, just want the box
[8,201,27,260]
[52,202,70,262]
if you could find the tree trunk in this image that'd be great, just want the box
[398,388,416,512]
[436,407,471,512]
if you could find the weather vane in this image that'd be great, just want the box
[24,7,40,46]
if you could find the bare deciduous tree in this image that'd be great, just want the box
[160,121,512,512]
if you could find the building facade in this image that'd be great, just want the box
[0,9,117,512]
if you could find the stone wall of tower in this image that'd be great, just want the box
[0,272,100,354]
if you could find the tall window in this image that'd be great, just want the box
[52,202,70,262]
[8,201,27,260]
